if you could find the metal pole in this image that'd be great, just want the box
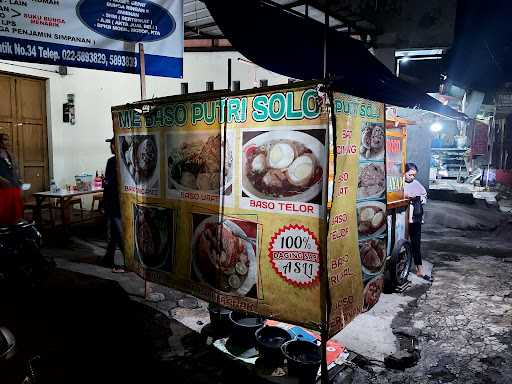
[227,58,232,90]
[320,5,330,384]
[488,115,494,169]
[139,42,150,299]
[323,6,328,79]
[139,43,147,100]
[323,91,337,384]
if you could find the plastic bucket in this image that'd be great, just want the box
[228,311,264,348]
[207,304,232,336]
[281,339,321,384]
[254,325,292,367]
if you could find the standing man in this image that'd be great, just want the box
[100,137,125,272]
[0,132,23,225]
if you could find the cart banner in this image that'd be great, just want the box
[0,0,183,78]
[385,126,406,203]
[327,94,385,337]
[112,83,330,329]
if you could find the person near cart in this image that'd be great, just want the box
[0,133,23,225]
[100,137,125,273]
[404,163,432,282]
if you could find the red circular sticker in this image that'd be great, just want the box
[269,224,321,287]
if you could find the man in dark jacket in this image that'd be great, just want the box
[100,137,124,272]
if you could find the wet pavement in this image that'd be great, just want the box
[3,200,511,383]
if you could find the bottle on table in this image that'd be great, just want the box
[94,170,102,189]
[50,179,57,193]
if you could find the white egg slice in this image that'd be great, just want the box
[267,142,295,169]
[251,153,267,173]
[360,207,374,222]
[286,154,315,187]
[371,211,384,228]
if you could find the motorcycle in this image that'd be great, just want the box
[0,326,42,384]
[0,220,54,289]
[0,215,55,383]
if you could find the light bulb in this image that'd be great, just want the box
[430,122,443,132]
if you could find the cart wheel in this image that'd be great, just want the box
[387,239,412,289]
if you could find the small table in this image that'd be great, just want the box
[33,188,104,229]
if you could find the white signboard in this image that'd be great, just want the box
[0,0,183,78]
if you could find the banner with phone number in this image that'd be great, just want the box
[328,93,385,337]
[0,0,183,77]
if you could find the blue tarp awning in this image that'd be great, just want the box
[204,0,467,120]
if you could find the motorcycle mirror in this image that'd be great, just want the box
[0,327,16,360]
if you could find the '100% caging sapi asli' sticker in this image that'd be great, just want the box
[269,225,321,287]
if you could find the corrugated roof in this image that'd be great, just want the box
[184,0,376,42]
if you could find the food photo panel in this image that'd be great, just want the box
[359,236,387,277]
[240,128,326,217]
[133,203,175,273]
[190,213,258,298]
[166,130,234,206]
[359,122,385,161]
[118,134,160,197]
[356,200,387,239]
[362,274,385,312]
[357,162,386,201]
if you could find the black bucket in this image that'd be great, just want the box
[207,304,232,336]
[228,311,264,348]
[281,339,321,384]
[254,326,292,367]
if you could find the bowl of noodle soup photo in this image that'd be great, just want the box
[242,130,325,203]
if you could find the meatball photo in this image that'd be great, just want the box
[359,238,387,275]
[360,122,385,161]
[190,213,258,298]
[118,134,160,197]
[133,204,175,272]
[357,162,385,201]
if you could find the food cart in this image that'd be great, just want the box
[111,81,406,382]
[383,114,413,291]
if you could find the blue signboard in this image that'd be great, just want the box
[0,0,183,78]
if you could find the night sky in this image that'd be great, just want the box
[443,0,512,91]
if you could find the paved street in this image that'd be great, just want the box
[392,201,512,384]
[337,201,512,384]
[402,254,512,383]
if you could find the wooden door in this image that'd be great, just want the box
[0,75,15,160]
[0,73,49,200]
